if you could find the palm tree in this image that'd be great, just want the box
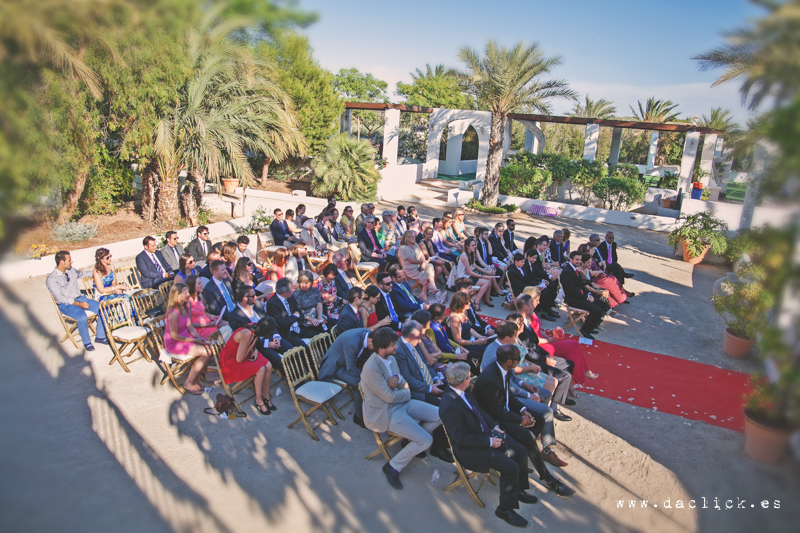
[570,95,617,119]
[312,134,381,201]
[457,40,577,206]
[151,12,306,227]
[698,107,739,131]
[411,64,455,80]
[630,96,681,123]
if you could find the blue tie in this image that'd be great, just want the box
[151,254,163,273]
[220,282,235,312]
[385,293,398,322]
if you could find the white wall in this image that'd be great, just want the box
[680,197,799,232]
[377,164,423,201]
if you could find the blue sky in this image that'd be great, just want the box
[296,0,765,124]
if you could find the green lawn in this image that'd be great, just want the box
[436,172,477,182]
[725,182,746,203]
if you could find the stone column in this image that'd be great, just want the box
[740,141,775,231]
[382,108,400,167]
[699,133,717,187]
[523,121,544,154]
[677,131,701,196]
[582,123,600,162]
[443,122,466,176]
[608,127,623,166]
[646,131,659,168]
[340,109,351,134]
[502,118,512,161]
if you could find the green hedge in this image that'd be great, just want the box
[466,198,517,214]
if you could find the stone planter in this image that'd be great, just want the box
[723,328,755,358]
[221,178,239,193]
[744,409,791,464]
[681,239,710,265]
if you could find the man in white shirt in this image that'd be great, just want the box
[159,231,185,271]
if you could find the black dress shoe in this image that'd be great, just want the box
[544,478,576,497]
[579,329,595,340]
[382,462,403,490]
[622,300,631,304]
[548,310,561,318]
[553,410,572,421]
[94,337,109,345]
[416,451,427,458]
[541,314,557,322]
[353,415,367,429]
[518,490,539,504]
[624,273,635,278]
[564,399,576,406]
[495,508,529,527]
[430,447,454,463]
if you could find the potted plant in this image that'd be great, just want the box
[711,263,771,358]
[667,210,729,264]
[221,177,239,193]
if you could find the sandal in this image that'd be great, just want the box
[471,300,482,312]
[585,371,599,380]
[254,400,271,415]
[184,384,204,395]
[263,396,277,411]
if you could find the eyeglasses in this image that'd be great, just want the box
[200,232,209,236]
[64,273,70,282]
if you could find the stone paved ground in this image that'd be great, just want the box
[0,202,797,533]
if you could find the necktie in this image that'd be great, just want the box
[173,247,180,263]
[399,283,416,304]
[384,293,398,322]
[367,230,378,252]
[201,240,207,256]
[411,345,433,385]
[282,298,300,333]
[607,245,613,264]
[151,254,163,273]
[220,281,235,312]
[503,373,510,410]
[466,395,490,434]
[340,271,352,289]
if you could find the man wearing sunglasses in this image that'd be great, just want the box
[46,251,107,351]
[186,225,212,268]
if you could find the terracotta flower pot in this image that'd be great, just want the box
[743,409,791,464]
[681,239,710,265]
[221,178,239,193]
[723,328,755,358]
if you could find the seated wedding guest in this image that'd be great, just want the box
[393,208,408,236]
[374,217,390,253]
[295,203,309,225]
[227,285,290,369]
[507,312,558,398]
[266,247,288,282]
[389,265,429,318]
[186,225,211,267]
[577,252,615,315]
[562,228,572,256]
[410,309,445,371]
[219,316,276,415]
[549,230,568,266]
[267,278,319,347]
[453,277,495,337]
[293,270,331,330]
[218,241,236,272]
[397,231,440,303]
[159,231,185,272]
[442,215,464,252]
[270,208,291,246]
[523,235,538,256]
[476,227,509,297]
[285,243,316,284]
[472,345,575,497]
[360,328,444,490]
[354,203,369,235]
[452,237,492,310]
[236,235,253,260]
[174,253,198,284]
[374,272,401,331]
[446,292,489,371]
[439,362,539,527]
[590,234,635,297]
[202,259,236,318]
[330,208,351,243]
[362,285,394,330]
[315,263,343,322]
[453,209,469,241]
[561,252,604,339]
[164,283,212,395]
[480,321,567,467]
[406,205,420,227]
[198,251,222,280]
[136,236,174,289]
[318,327,378,428]
[47,250,107,351]
[340,205,356,238]
[419,224,450,284]
[380,211,398,249]
[428,304,470,364]
[358,216,387,271]
[186,275,226,339]
[524,244,560,321]
[507,253,528,298]
[597,231,634,286]
[92,248,130,304]
[336,287,366,333]
[282,209,302,243]
[489,222,513,264]
[431,218,459,262]
[231,257,268,306]
[503,219,519,252]
[331,252,354,297]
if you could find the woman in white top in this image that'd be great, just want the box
[284,243,318,283]
[284,209,303,242]
[453,236,492,310]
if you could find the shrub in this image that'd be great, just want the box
[312,134,382,201]
[592,176,647,211]
[498,164,552,199]
[571,159,607,206]
[81,149,136,216]
[608,163,640,180]
[712,263,772,340]
[507,152,578,189]
[198,203,213,226]
[667,211,729,258]
[52,221,98,242]
[466,198,517,214]
[238,206,274,235]
[657,171,678,190]
[20,243,59,260]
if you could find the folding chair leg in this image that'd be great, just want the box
[443,466,486,509]
[365,432,392,462]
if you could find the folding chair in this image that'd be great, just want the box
[346,246,379,288]
[256,232,283,267]
[330,324,339,340]
[146,315,201,394]
[81,277,99,300]
[208,331,255,415]
[158,279,174,304]
[130,288,164,326]
[98,298,151,372]
[359,385,404,461]
[441,426,499,508]
[283,346,343,441]
[308,332,354,412]
[561,304,590,337]
[50,293,97,349]
[115,266,142,290]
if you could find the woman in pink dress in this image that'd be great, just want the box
[527,286,598,386]
[185,275,227,339]
[164,283,212,395]
[577,242,627,308]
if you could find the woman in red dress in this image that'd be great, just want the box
[578,242,627,308]
[527,287,599,386]
[219,316,277,415]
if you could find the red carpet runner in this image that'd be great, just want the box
[479,315,751,432]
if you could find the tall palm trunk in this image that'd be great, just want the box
[260,157,272,186]
[482,111,505,207]
[180,169,205,226]
[155,176,180,228]
[56,170,88,224]
[141,160,158,224]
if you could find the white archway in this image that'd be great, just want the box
[426,108,492,181]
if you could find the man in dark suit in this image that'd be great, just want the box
[489,223,511,263]
[357,216,386,271]
[597,231,634,286]
[266,278,319,347]
[523,245,559,321]
[337,287,366,334]
[136,236,174,289]
[331,252,354,297]
[473,345,575,498]
[185,225,212,268]
[507,253,528,297]
[159,231,185,272]
[269,208,291,246]
[389,266,427,321]
[502,219,519,252]
[439,362,537,528]
[318,327,373,427]
[549,230,568,266]
[374,273,401,331]
[202,259,236,318]
[227,286,290,369]
[560,251,604,339]
[315,212,334,247]
[198,251,222,280]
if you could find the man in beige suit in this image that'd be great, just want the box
[360,327,442,490]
